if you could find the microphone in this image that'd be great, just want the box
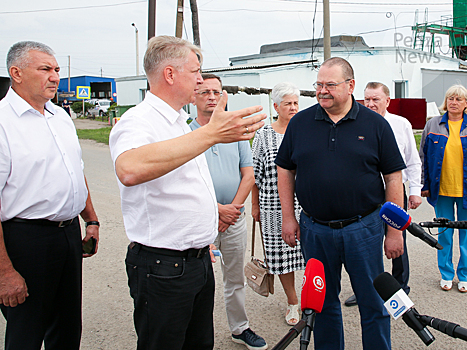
[373,272,435,346]
[379,202,443,250]
[419,315,467,341]
[300,258,325,349]
[271,258,325,350]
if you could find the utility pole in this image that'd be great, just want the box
[190,0,200,47]
[148,0,156,40]
[323,0,331,60]
[147,0,156,90]
[175,0,184,38]
[132,23,140,75]
[68,55,71,93]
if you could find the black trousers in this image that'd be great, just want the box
[0,219,82,350]
[391,190,410,294]
[126,243,215,350]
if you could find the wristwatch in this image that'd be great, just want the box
[85,221,100,228]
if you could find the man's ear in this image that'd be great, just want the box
[163,66,175,86]
[9,66,22,84]
[348,79,355,95]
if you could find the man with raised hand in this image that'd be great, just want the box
[109,36,265,350]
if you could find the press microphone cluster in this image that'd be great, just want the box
[379,202,443,250]
[272,258,325,350]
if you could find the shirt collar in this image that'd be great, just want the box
[144,91,188,125]
[6,87,56,118]
[315,95,359,124]
[440,111,467,131]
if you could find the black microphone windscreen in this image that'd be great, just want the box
[373,272,401,302]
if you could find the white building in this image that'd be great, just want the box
[115,35,467,121]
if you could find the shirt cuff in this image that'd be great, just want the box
[408,185,422,197]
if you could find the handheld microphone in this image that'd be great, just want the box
[271,258,325,350]
[300,258,325,349]
[379,202,443,250]
[373,272,435,346]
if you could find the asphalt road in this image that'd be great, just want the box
[0,127,466,349]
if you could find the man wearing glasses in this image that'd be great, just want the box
[276,57,405,350]
[190,73,267,350]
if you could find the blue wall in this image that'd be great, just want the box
[58,76,117,103]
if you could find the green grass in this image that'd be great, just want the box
[77,127,112,145]
[414,134,421,151]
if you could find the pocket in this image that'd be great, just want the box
[148,257,185,280]
[299,211,314,231]
[125,262,138,299]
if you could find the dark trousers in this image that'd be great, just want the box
[391,190,410,294]
[126,243,215,350]
[300,209,391,350]
[0,219,82,350]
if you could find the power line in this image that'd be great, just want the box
[0,1,145,15]
[276,0,451,5]
[200,8,450,14]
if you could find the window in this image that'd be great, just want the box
[394,81,407,98]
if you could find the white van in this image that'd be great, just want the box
[87,99,112,117]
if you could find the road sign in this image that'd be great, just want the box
[76,86,90,99]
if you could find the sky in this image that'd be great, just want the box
[0,0,457,80]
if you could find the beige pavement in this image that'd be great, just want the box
[0,135,466,349]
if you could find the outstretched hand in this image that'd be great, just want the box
[206,90,266,144]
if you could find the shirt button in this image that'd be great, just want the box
[331,138,335,141]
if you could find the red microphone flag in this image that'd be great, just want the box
[301,258,326,313]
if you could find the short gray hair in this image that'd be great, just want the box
[365,82,390,97]
[321,57,354,80]
[440,84,467,112]
[271,82,300,105]
[144,35,202,79]
[7,41,55,77]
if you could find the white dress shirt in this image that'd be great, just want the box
[109,92,218,250]
[0,88,88,221]
[384,112,422,197]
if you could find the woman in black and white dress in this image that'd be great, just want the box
[251,82,305,326]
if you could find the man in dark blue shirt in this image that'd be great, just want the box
[275,57,406,350]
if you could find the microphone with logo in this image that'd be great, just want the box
[379,202,443,250]
[272,258,326,350]
[373,272,435,346]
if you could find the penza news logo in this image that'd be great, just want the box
[383,290,414,320]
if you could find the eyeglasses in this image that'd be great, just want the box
[197,90,222,96]
[313,79,351,91]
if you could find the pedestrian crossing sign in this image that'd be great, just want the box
[76,86,91,99]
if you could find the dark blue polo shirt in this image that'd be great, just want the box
[275,97,406,221]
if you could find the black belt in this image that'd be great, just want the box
[130,242,210,258]
[5,217,75,228]
[303,206,379,229]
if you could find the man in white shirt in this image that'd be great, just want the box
[344,81,422,306]
[109,36,265,350]
[0,41,100,350]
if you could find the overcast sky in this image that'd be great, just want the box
[0,0,455,80]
